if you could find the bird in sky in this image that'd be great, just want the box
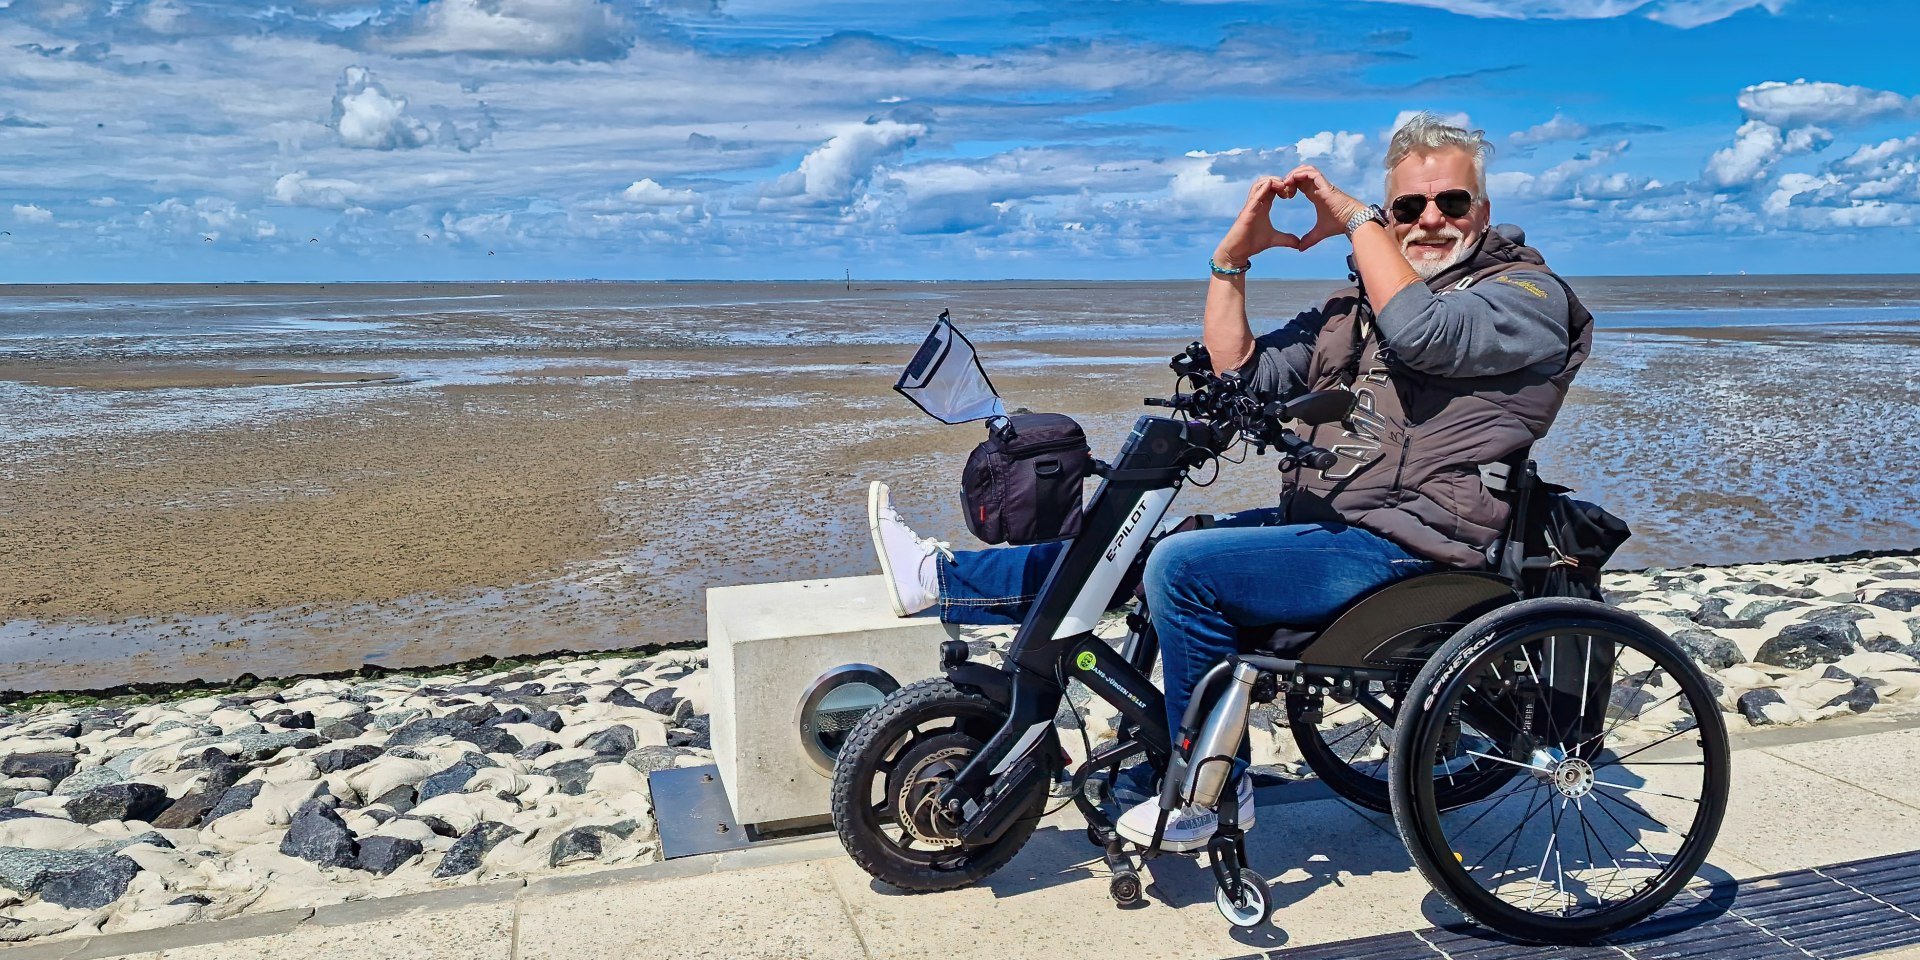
[308,238,318,243]
[203,236,213,242]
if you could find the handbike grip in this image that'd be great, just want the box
[1279,433,1337,470]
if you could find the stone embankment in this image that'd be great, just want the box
[2,552,1919,945]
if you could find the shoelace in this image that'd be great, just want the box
[918,536,955,562]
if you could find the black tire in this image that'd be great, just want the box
[1388,599,1730,944]
[1290,686,1516,814]
[830,678,1049,893]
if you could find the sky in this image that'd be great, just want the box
[1,0,1917,282]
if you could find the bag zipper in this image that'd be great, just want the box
[999,435,1087,457]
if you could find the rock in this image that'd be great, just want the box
[388,718,520,755]
[1609,680,1655,716]
[623,746,690,775]
[487,707,531,727]
[514,742,559,762]
[1865,589,1920,612]
[1750,584,1822,599]
[1738,689,1787,726]
[0,848,98,894]
[220,731,323,761]
[545,759,600,796]
[547,827,607,867]
[526,710,564,732]
[667,715,711,750]
[1688,598,1763,631]
[417,763,478,802]
[353,836,423,876]
[1825,680,1881,714]
[1673,630,1744,670]
[316,719,368,742]
[1735,598,1809,621]
[641,688,693,724]
[0,753,76,787]
[312,745,383,775]
[443,703,499,727]
[1756,621,1857,669]
[52,765,125,797]
[1822,665,1858,682]
[205,781,265,824]
[102,749,151,777]
[1863,634,1906,654]
[38,854,139,909]
[67,782,169,825]
[371,785,417,814]
[581,725,637,757]
[432,822,518,878]
[279,798,358,867]
[152,789,219,830]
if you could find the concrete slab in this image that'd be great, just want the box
[1758,728,1920,811]
[515,860,866,960]
[110,902,514,960]
[707,576,953,829]
[1713,750,1920,874]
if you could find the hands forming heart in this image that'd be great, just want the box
[1214,165,1367,267]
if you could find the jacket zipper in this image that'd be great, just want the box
[1389,434,1411,497]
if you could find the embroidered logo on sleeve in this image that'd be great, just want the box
[1494,276,1550,299]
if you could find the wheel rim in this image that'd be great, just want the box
[1216,873,1269,926]
[1405,617,1729,932]
[841,695,1015,872]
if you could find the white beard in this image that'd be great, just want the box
[1403,225,1479,280]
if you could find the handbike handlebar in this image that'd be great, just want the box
[1276,433,1337,471]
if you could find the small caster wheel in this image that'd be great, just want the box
[1215,868,1272,929]
[1109,869,1143,906]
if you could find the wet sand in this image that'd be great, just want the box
[4,282,1920,691]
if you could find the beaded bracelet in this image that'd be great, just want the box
[1209,257,1250,277]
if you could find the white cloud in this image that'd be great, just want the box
[765,120,923,207]
[331,67,432,150]
[1511,114,1589,146]
[87,197,119,208]
[139,197,278,241]
[1295,130,1369,179]
[1737,79,1920,129]
[1827,201,1914,228]
[369,0,633,61]
[1356,0,1781,26]
[1763,172,1839,215]
[620,178,697,205]
[271,171,364,209]
[12,203,54,223]
[1488,140,1632,201]
[1702,121,1782,188]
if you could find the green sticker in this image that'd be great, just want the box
[1075,651,1097,672]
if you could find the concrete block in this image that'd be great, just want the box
[708,575,953,830]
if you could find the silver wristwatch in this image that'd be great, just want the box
[1343,203,1388,235]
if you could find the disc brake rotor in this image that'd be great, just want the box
[891,737,978,849]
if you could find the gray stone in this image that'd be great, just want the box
[1825,680,1881,714]
[209,731,323,762]
[388,718,520,755]
[1756,621,1857,669]
[1736,597,1810,621]
[514,742,559,762]
[0,753,75,786]
[1738,688,1786,726]
[486,707,531,727]
[641,688,693,724]
[38,854,138,909]
[546,827,606,868]
[317,719,368,742]
[51,765,125,797]
[442,703,499,727]
[417,762,477,802]
[432,822,518,878]
[1749,583,1822,599]
[152,789,220,830]
[352,836,422,876]
[279,797,357,867]
[604,687,647,710]
[1673,629,1744,670]
[622,746,690,775]
[372,709,428,732]
[205,781,265,823]
[1687,598,1763,631]
[0,848,98,894]
[102,749,151,777]
[580,725,637,757]
[1865,589,1920,613]
[67,782,169,825]
[667,715,711,750]
[526,710,564,732]
[372,784,417,814]
[546,759,600,796]
[312,745,383,774]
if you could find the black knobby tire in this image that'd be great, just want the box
[830,678,1049,893]
[1388,598,1731,945]
[1290,687,1516,815]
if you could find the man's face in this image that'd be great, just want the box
[1386,147,1490,280]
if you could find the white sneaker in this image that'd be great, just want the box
[1114,774,1255,852]
[868,481,948,617]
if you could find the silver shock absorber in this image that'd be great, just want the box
[1184,662,1259,809]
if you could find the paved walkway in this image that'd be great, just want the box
[9,716,1920,960]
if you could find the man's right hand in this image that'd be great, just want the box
[1214,175,1303,267]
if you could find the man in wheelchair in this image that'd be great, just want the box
[868,113,1595,852]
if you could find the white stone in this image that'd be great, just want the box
[708,575,953,830]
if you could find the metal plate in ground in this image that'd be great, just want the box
[649,764,753,860]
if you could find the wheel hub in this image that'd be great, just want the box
[896,744,972,848]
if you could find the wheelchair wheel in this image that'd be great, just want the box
[1389,599,1730,945]
[1289,683,1517,815]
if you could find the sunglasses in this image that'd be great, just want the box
[1389,189,1475,224]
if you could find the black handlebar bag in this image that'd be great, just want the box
[961,413,1094,545]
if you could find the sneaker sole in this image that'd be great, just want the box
[868,481,910,617]
[1113,803,1257,853]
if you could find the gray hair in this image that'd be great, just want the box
[1384,113,1492,204]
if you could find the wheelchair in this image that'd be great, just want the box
[830,345,1730,946]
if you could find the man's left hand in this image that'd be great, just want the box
[1278,165,1367,251]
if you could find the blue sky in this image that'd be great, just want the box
[1,0,1916,281]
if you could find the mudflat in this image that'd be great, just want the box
[3,280,1919,690]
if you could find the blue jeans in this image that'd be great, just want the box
[936,513,1436,738]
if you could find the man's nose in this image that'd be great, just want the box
[1418,199,1447,230]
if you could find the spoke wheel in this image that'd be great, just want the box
[1389,600,1730,944]
[1290,685,1515,814]
[830,679,1049,892]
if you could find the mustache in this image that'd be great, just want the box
[1401,224,1465,250]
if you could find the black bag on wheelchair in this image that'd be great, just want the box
[1523,483,1632,601]
[961,413,1094,545]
